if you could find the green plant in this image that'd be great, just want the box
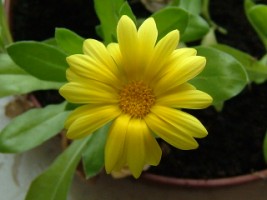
[0,0,267,199]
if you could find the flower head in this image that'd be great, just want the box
[59,15,212,178]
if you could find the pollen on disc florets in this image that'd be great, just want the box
[119,81,156,118]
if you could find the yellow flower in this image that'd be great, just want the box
[59,15,213,178]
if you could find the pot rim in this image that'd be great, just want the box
[141,168,267,187]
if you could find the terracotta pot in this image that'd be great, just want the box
[142,169,267,187]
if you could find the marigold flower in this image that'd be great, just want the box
[59,15,213,178]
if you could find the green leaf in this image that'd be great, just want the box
[260,54,267,65]
[25,137,91,200]
[213,44,267,84]
[152,7,189,41]
[119,2,136,24]
[55,28,84,55]
[0,74,63,97]
[180,14,209,42]
[7,41,68,82]
[82,123,110,179]
[178,0,202,15]
[0,102,69,153]
[43,38,57,46]
[0,54,63,97]
[246,3,267,50]
[190,47,248,104]
[0,53,26,74]
[94,0,125,44]
[0,1,13,47]
[263,130,267,164]
[244,0,255,11]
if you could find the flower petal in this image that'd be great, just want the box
[145,113,198,150]
[145,106,208,149]
[154,56,206,94]
[83,39,119,75]
[136,17,158,78]
[151,105,208,138]
[59,80,118,104]
[145,30,180,82]
[107,43,123,69]
[168,48,197,64]
[156,84,212,109]
[117,15,139,79]
[157,83,196,97]
[105,114,130,173]
[66,54,120,86]
[107,43,128,84]
[125,118,146,178]
[65,105,121,139]
[142,121,162,166]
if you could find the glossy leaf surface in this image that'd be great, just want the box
[0,103,68,153]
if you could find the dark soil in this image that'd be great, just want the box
[9,0,100,41]
[150,82,267,179]
[149,0,267,179]
[9,0,267,179]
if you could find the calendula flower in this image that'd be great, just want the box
[59,15,212,178]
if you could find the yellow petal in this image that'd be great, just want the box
[59,80,118,104]
[145,111,199,150]
[136,17,158,78]
[83,39,119,75]
[65,105,121,139]
[105,114,130,173]
[142,122,162,166]
[154,48,197,81]
[168,48,197,64]
[107,43,123,70]
[157,86,213,109]
[151,105,208,139]
[154,56,206,94]
[125,118,146,178]
[107,43,127,84]
[66,54,120,86]
[156,83,196,97]
[145,30,180,82]
[117,15,139,79]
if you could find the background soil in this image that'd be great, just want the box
[149,0,267,179]
[9,0,267,179]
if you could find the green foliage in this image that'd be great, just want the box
[213,44,267,84]
[119,1,136,24]
[0,54,62,97]
[55,28,85,55]
[190,47,248,105]
[0,0,267,198]
[152,7,189,41]
[176,0,202,15]
[0,1,13,51]
[0,53,26,74]
[0,102,69,153]
[94,0,125,44]
[245,0,267,50]
[25,137,92,200]
[7,41,68,82]
[165,0,210,42]
[82,123,110,178]
[180,13,209,42]
[0,74,63,97]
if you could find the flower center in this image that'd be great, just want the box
[119,81,155,118]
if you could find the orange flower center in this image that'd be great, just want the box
[119,81,155,118]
